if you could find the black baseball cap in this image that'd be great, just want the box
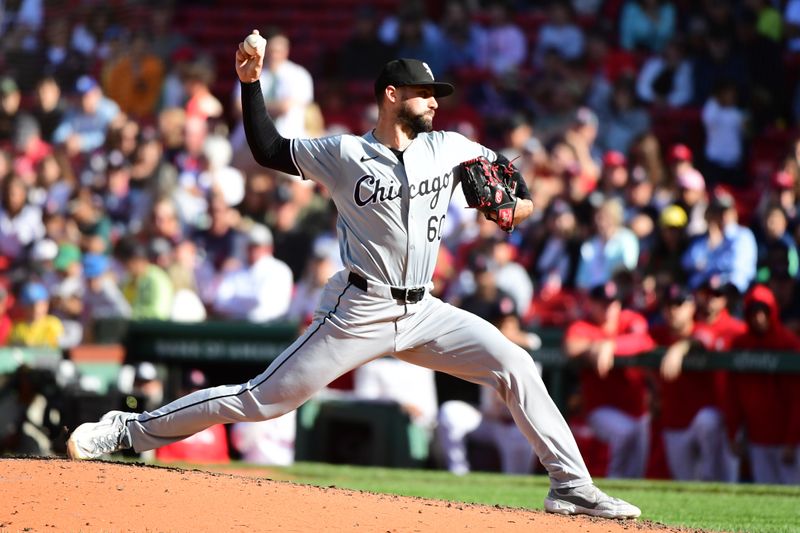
[663,283,693,305]
[588,281,621,303]
[374,59,454,99]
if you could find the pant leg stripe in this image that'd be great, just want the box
[132,282,353,425]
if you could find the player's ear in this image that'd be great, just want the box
[384,85,398,104]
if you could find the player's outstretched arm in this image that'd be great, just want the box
[236,30,298,175]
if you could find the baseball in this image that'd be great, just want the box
[243,31,265,56]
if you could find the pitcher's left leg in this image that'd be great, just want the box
[394,299,590,489]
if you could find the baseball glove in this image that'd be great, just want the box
[458,156,518,232]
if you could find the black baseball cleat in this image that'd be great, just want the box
[544,483,641,519]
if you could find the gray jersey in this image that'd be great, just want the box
[290,130,493,287]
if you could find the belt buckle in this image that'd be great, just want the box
[405,287,425,304]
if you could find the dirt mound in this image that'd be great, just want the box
[1,458,682,532]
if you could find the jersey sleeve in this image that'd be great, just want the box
[290,135,343,191]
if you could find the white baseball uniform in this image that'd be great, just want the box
[123,124,592,488]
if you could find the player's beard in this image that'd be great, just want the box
[397,103,433,137]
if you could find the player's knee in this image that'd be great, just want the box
[694,407,722,437]
[438,400,478,430]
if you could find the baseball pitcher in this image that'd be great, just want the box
[68,30,641,519]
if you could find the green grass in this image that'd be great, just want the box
[258,462,800,533]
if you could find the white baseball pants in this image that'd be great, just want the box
[662,407,739,482]
[748,444,800,484]
[125,270,591,488]
[587,407,649,479]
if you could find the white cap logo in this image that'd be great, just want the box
[422,62,434,80]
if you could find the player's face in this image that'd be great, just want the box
[396,86,437,135]
[665,300,695,329]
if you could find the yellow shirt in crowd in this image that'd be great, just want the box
[10,316,65,349]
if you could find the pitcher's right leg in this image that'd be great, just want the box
[69,281,396,459]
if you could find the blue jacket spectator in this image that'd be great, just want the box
[619,0,676,53]
[576,198,640,290]
[52,76,120,154]
[682,191,757,293]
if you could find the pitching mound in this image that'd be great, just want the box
[1,458,682,532]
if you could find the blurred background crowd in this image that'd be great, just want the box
[2,0,800,484]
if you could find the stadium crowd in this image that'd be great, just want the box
[1,0,800,484]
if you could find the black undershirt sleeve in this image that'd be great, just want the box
[240,80,299,175]
[495,153,531,200]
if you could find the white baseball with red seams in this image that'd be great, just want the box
[242,31,265,57]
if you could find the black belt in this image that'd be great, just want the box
[348,272,426,304]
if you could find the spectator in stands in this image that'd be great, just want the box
[728,285,800,485]
[532,199,581,295]
[103,32,165,120]
[641,204,689,300]
[116,237,173,320]
[213,224,293,323]
[439,0,486,74]
[394,9,446,77]
[564,108,602,183]
[0,77,22,144]
[81,253,131,340]
[0,175,45,263]
[757,171,798,234]
[675,167,708,238]
[691,32,748,106]
[596,77,651,154]
[480,0,527,75]
[682,189,757,294]
[619,0,676,53]
[148,4,188,64]
[534,1,585,66]
[130,126,177,200]
[103,150,150,235]
[635,39,693,108]
[563,281,656,478]
[183,60,223,121]
[338,6,396,80]
[173,116,211,225]
[192,193,248,274]
[597,150,628,202]
[39,18,87,90]
[702,81,745,188]
[378,1,442,48]
[650,284,737,482]
[624,166,659,257]
[52,76,120,155]
[575,198,639,290]
[69,6,115,61]
[12,115,51,177]
[156,369,229,464]
[9,282,63,348]
[199,135,245,208]
[286,241,338,326]
[489,236,532,318]
[756,205,798,284]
